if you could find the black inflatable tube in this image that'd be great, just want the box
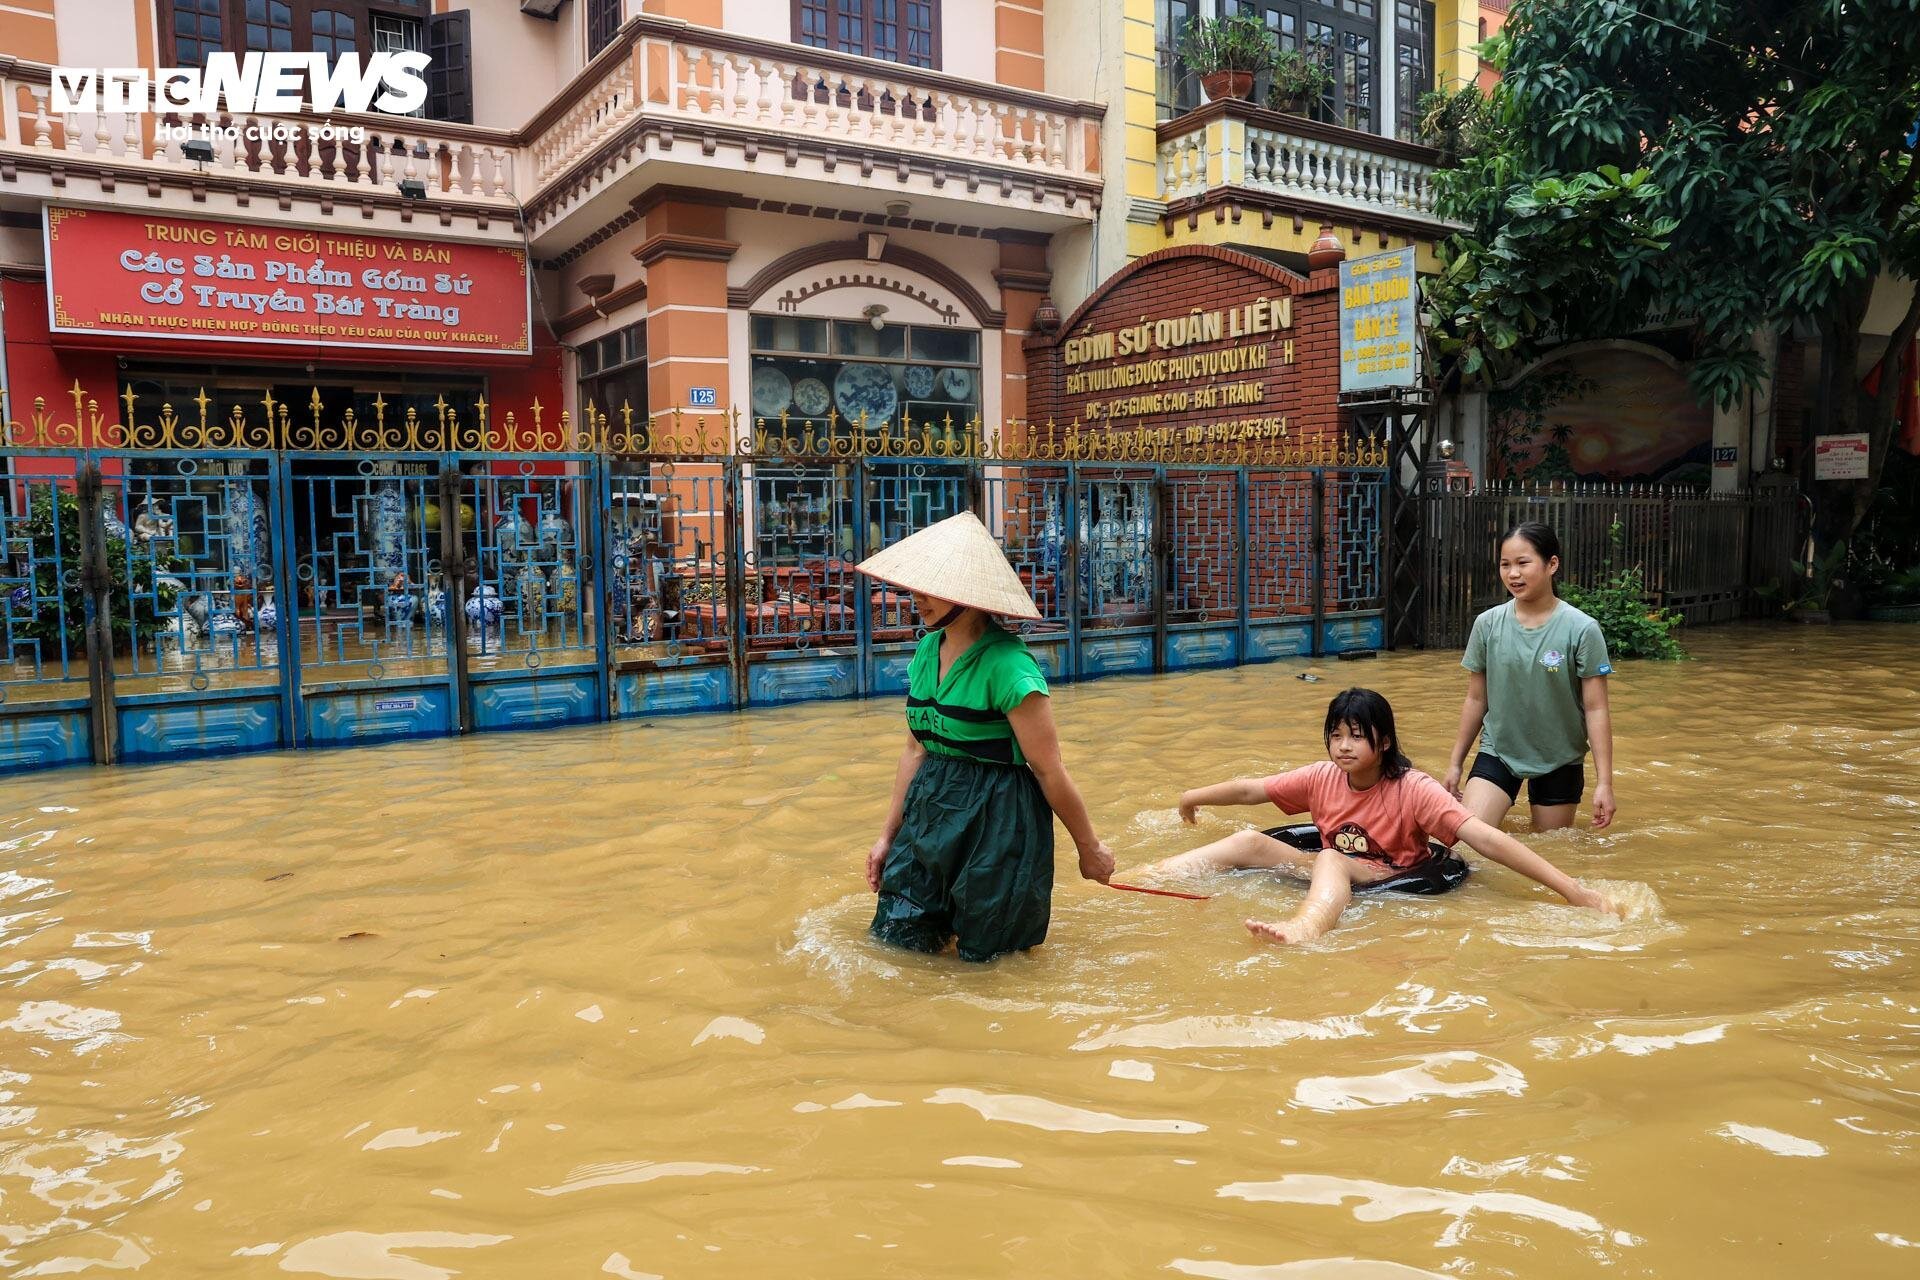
[1262,823,1470,897]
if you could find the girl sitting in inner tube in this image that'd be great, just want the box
[1148,688,1617,944]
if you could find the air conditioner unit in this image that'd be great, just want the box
[520,0,566,19]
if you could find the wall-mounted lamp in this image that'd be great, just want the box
[863,303,889,332]
[181,137,214,164]
[397,178,427,199]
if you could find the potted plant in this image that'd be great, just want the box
[1179,12,1274,104]
[1265,48,1332,116]
[1415,85,1488,162]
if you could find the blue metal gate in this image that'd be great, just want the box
[2,399,1388,774]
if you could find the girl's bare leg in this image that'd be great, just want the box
[1462,777,1514,829]
[1144,828,1320,878]
[1529,802,1577,831]
[1245,849,1362,944]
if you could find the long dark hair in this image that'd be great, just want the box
[1323,687,1412,780]
[1500,521,1562,594]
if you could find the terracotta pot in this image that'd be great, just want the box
[1306,224,1345,271]
[1201,70,1255,103]
[1032,296,1061,334]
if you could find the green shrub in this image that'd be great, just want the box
[8,488,185,657]
[1559,519,1686,660]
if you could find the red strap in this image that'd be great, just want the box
[1108,881,1211,902]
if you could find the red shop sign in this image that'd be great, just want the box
[44,205,531,356]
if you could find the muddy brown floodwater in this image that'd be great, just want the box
[2,623,1917,1278]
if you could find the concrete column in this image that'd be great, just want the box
[632,198,738,441]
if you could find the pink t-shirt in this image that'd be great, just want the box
[1262,761,1471,869]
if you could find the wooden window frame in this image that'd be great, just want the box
[790,0,944,72]
[160,0,428,69]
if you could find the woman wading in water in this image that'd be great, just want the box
[857,512,1114,961]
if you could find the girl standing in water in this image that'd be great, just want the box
[1443,522,1617,831]
[857,512,1114,962]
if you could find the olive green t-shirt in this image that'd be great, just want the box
[1463,599,1612,776]
[905,624,1049,766]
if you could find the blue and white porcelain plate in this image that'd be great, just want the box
[792,377,832,417]
[903,365,937,399]
[937,367,974,401]
[751,366,793,418]
[833,363,899,426]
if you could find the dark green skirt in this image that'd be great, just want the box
[870,752,1055,963]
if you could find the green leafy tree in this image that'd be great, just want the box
[1425,0,1920,552]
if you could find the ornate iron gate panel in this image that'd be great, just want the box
[1246,469,1316,660]
[0,454,96,770]
[1165,468,1244,670]
[740,459,862,706]
[607,460,737,718]
[1323,465,1388,653]
[283,455,456,746]
[1077,467,1158,678]
[108,454,290,764]
[463,460,605,733]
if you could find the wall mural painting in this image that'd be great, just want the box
[1494,347,1713,487]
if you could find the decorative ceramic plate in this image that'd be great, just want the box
[903,364,937,399]
[792,377,832,417]
[751,366,793,418]
[937,367,974,401]
[833,362,898,426]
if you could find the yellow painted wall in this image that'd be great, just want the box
[1434,0,1481,90]
[1143,213,1441,273]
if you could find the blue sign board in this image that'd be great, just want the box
[689,386,717,407]
[1338,248,1420,393]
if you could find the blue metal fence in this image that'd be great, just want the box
[1,409,1387,773]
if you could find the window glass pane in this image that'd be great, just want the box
[751,316,829,353]
[246,0,265,19]
[909,327,978,363]
[832,321,907,359]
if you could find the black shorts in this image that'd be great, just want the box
[1468,752,1585,807]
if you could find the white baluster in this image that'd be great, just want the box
[1340,146,1360,199]
[27,85,52,148]
[777,62,800,129]
[756,59,776,126]
[729,54,751,121]
[927,88,951,152]
[1046,114,1065,169]
[123,112,141,159]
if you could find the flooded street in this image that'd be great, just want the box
[2,624,1917,1278]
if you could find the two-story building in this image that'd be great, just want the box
[0,0,1106,444]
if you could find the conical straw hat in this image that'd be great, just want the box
[855,511,1040,620]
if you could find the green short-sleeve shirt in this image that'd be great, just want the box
[1463,599,1612,776]
[905,624,1050,766]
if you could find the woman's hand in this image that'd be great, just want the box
[1442,763,1464,799]
[1178,792,1201,824]
[866,835,891,892]
[1589,783,1616,830]
[1077,840,1115,884]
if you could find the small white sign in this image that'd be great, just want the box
[1812,433,1869,481]
[688,387,717,407]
